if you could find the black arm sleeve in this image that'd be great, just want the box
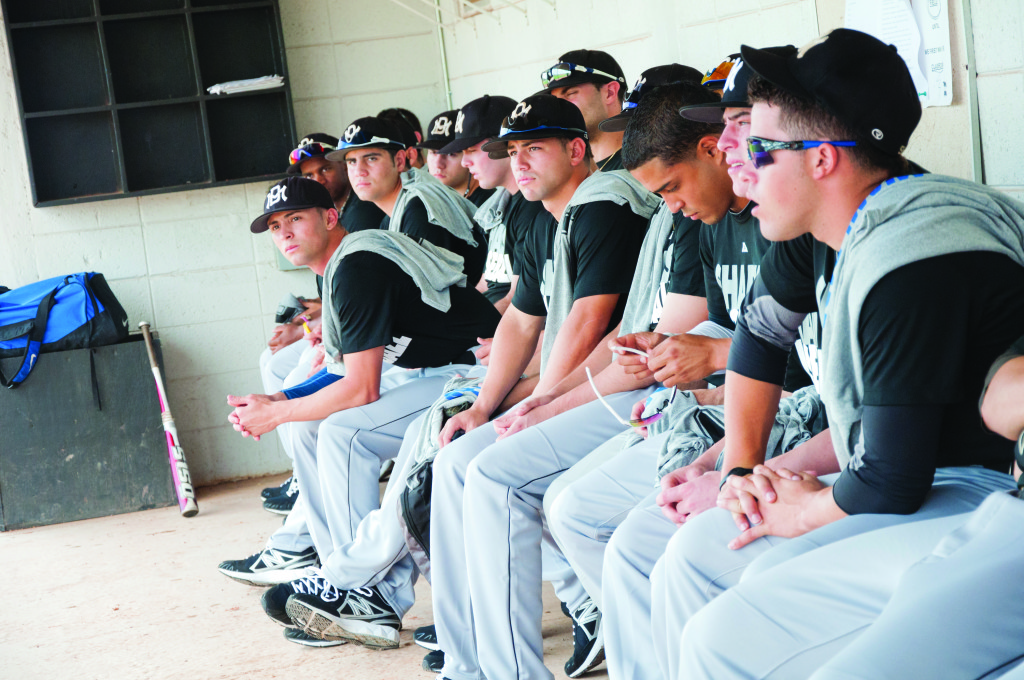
[832,404,943,515]
[726,275,806,385]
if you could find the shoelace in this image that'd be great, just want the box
[293,574,342,602]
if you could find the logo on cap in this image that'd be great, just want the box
[872,128,884,140]
[298,136,317,147]
[455,110,466,134]
[344,124,361,143]
[266,184,288,210]
[431,116,453,137]
[510,101,533,123]
[723,60,744,93]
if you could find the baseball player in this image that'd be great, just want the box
[219,176,499,649]
[654,30,1024,678]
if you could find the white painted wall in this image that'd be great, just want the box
[970,0,1024,202]
[0,1,447,486]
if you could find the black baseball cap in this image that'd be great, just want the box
[419,110,460,151]
[740,29,921,156]
[680,47,796,124]
[324,117,407,162]
[250,176,335,234]
[439,95,517,154]
[600,63,705,132]
[481,95,589,158]
[540,49,627,92]
[286,133,340,175]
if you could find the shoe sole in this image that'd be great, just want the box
[217,564,316,587]
[284,631,348,647]
[413,637,440,652]
[285,598,400,650]
[263,505,293,516]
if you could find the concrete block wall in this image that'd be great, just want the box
[971,0,1024,201]
[440,0,820,115]
[0,1,447,487]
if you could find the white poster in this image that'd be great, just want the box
[845,0,953,107]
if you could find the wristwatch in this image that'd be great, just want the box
[719,466,756,491]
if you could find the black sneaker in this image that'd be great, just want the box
[286,584,401,649]
[283,628,347,647]
[217,546,317,586]
[262,581,304,627]
[262,476,293,499]
[413,623,439,651]
[263,476,299,515]
[423,649,444,673]
[564,598,604,678]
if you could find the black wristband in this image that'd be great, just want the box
[719,466,756,491]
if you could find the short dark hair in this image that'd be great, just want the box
[747,74,909,177]
[378,107,422,137]
[622,82,724,170]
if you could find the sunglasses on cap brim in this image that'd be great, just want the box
[746,135,857,170]
[541,62,625,89]
[289,142,337,165]
[701,59,737,89]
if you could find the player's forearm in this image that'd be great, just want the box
[534,298,616,396]
[764,429,838,475]
[276,375,380,423]
[474,308,543,414]
[981,356,1024,439]
[720,370,783,474]
[544,323,620,400]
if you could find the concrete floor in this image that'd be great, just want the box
[0,474,605,680]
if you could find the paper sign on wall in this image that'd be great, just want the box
[845,0,953,107]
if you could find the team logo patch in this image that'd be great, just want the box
[454,110,466,134]
[344,124,361,143]
[723,60,744,93]
[431,116,453,137]
[510,101,532,123]
[265,184,288,209]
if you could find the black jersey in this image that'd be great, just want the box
[482,191,547,304]
[647,207,705,331]
[466,186,496,209]
[340,191,385,233]
[329,251,500,369]
[698,202,770,330]
[512,200,646,335]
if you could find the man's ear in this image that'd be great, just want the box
[394,149,409,172]
[569,137,589,166]
[809,143,841,179]
[601,80,621,108]
[697,135,722,160]
[324,207,340,229]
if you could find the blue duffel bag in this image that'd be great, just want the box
[0,273,128,388]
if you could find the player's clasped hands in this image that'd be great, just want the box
[227,392,287,441]
[656,457,720,525]
[718,465,825,550]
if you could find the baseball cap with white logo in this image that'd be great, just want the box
[679,47,796,124]
[481,94,589,159]
[249,176,335,234]
[438,95,518,155]
[740,30,921,156]
[324,117,407,162]
[418,109,460,151]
